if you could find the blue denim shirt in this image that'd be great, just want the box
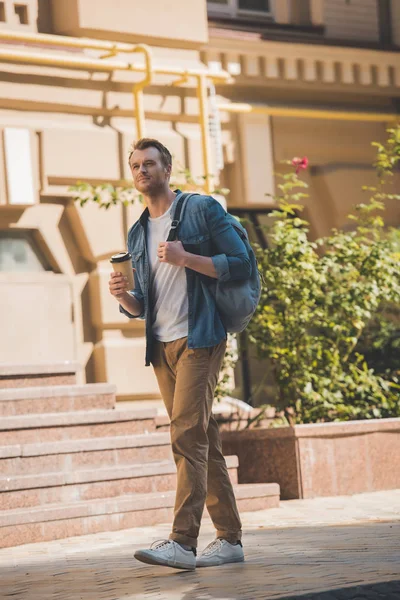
[120,191,251,366]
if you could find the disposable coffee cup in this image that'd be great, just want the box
[110,252,135,291]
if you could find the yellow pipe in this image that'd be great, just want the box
[218,102,399,123]
[196,75,213,195]
[0,46,136,71]
[0,29,137,53]
[131,45,153,139]
[0,31,230,82]
[0,32,230,186]
[171,74,190,87]
[0,30,229,79]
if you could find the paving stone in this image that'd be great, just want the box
[0,491,399,599]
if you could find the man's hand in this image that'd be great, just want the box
[109,270,143,317]
[157,241,187,267]
[109,271,130,300]
[158,241,218,278]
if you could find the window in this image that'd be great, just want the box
[239,0,270,12]
[4,128,36,205]
[0,232,52,272]
[207,0,272,18]
[0,2,6,22]
[290,0,311,26]
[14,3,28,25]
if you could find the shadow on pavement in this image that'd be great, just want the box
[281,579,400,599]
[1,522,399,600]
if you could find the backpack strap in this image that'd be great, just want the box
[167,193,196,242]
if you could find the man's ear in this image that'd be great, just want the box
[165,164,172,178]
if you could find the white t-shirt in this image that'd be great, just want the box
[147,206,188,342]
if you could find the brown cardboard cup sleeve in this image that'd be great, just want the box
[110,252,135,290]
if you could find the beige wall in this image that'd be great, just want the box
[0,3,399,401]
[268,117,397,237]
[0,273,75,363]
[0,56,208,399]
[50,0,208,47]
[236,112,275,204]
[0,0,38,32]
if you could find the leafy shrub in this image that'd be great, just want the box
[247,127,400,425]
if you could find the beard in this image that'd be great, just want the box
[135,176,169,196]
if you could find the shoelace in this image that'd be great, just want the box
[202,538,224,556]
[150,539,172,551]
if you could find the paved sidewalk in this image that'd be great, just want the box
[1,490,400,600]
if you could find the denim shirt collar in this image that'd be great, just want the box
[138,189,183,229]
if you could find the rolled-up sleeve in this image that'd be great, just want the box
[119,269,145,319]
[206,198,251,281]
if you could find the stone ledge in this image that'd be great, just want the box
[0,456,239,492]
[0,407,157,431]
[223,417,400,440]
[223,418,400,500]
[0,362,81,377]
[0,383,116,402]
[0,445,21,459]
[0,482,279,527]
[293,418,400,438]
[20,432,171,457]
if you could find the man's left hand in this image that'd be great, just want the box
[158,241,187,267]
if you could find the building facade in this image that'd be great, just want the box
[0,0,399,401]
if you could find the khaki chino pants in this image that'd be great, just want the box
[152,337,242,548]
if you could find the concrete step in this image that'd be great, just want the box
[0,407,157,445]
[0,362,79,389]
[0,482,280,548]
[0,456,239,510]
[154,401,275,431]
[0,432,173,476]
[0,383,116,417]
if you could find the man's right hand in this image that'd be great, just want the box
[109,271,129,300]
[109,271,143,317]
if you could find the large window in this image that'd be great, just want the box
[0,232,52,272]
[207,0,272,18]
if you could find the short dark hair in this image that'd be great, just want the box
[129,138,172,169]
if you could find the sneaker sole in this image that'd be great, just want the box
[134,550,196,571]
[196,555,245,568]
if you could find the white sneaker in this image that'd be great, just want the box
[134,540,196,570]
[196,538,244,567]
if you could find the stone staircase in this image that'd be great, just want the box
[0,363,280,549]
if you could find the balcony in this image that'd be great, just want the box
[204,32,400,94]
[207,0,400,52]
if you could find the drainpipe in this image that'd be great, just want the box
[196,74,213,194]
[0,29,151,56]
[0,32,230,190]
[131,45,153,140]
[217,102,399,123]
[0,39,152,139]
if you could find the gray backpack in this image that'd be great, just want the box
[167,193,261,333]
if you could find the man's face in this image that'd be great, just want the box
[129,147,171,194]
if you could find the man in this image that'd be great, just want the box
[109,138,251,570]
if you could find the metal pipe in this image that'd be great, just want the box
[0,30,228,77]
[0,37,230,81]
[196,74,213,194]
[131,45,153,139]
[0,46,136,71]
[0,29,136,52]
[218,102,399,123]
[0,34,230,189]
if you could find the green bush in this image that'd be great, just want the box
[248,127,400,425]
